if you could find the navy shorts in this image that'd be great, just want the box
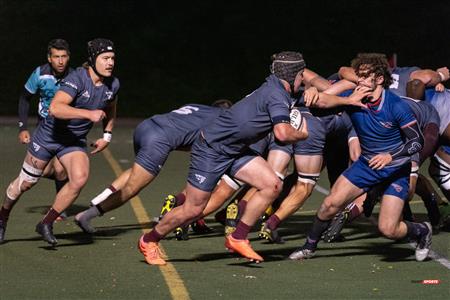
[293,113,326,155]
[188,135,259,192]
[133,119,172,176]
[28,126,87,161]
[342,157,411,200]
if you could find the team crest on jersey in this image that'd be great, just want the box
[82,90,90,98]
[391,183,403,193]
[379,121,393,128]
[105,91,113,100]
[195,174,206,184]
[32,142,41,152]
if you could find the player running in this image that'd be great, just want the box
[0,38,119,245]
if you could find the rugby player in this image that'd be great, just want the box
[0,39,119,245]
[139,51,309,265]
[289,53,431,262]
[74,101,232,234]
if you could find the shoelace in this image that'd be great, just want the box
[147,244,167,260]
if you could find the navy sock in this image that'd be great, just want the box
[304,216,331,250]
[404,221,429,241]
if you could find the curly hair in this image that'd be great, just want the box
[350,53,392,88]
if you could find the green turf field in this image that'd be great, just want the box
[0,122,449,299]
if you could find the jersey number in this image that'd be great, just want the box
[172,105,200,115]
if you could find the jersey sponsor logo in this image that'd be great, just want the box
[105,91,113,100]
[82,90,90,98]
[32,142,41,152]
[379,121,393,128]
[64,81,78,90]
[195,174,206,184]
[39,74,56,82]
[391,183,403,193]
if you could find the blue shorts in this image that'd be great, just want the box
[133,119,172,176]
[28,126,87,161]
[342,157,411,200]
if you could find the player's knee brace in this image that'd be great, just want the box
[429,154,450,190]
[297,171,320,185]
[221,174,244,191]
[6,162,43,200]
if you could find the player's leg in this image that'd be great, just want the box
[223,156,284,262]
[201,175,241,217]
[90,168,132,206]
[35,150,89,245]
[289,174,363,260]
[75,163,154,233]
[380,165,432,262]
[415,174,443,229]
[261,154,322,243]
[378,194,432,262]
[0,152,49,243]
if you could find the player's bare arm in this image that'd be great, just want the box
[49,90,105,122]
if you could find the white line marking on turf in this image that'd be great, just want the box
[313,185,450,269]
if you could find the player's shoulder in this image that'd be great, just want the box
[61,67,86,90]
[392,66,420,74]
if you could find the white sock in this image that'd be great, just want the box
[90,187,115,206]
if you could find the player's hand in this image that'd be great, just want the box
[436,67,449,82]
[435,83,445,92]
[90,138,109,154]
[89,110,106,123]
[18,130,31,144]
[349,86,371,107]
[304,87,319,107]
[368,153,392,170]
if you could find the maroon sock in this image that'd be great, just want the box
[231,221,251,240]
[0,206,11,222]
[175,193,186,206]
[41,208,61,225]
[348,205,361,222]
[238,200,247,215]
[143,229,163,243]
[108,184,117,193]
[266,214,281,230]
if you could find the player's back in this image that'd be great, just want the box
[401,96,440,130]
[151,104,226,148]
[389,66,420,97]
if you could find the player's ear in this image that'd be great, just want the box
[375,75,384,85]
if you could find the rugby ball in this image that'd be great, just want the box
[290,108,304,130]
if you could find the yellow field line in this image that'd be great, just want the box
[102,148,190,300]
